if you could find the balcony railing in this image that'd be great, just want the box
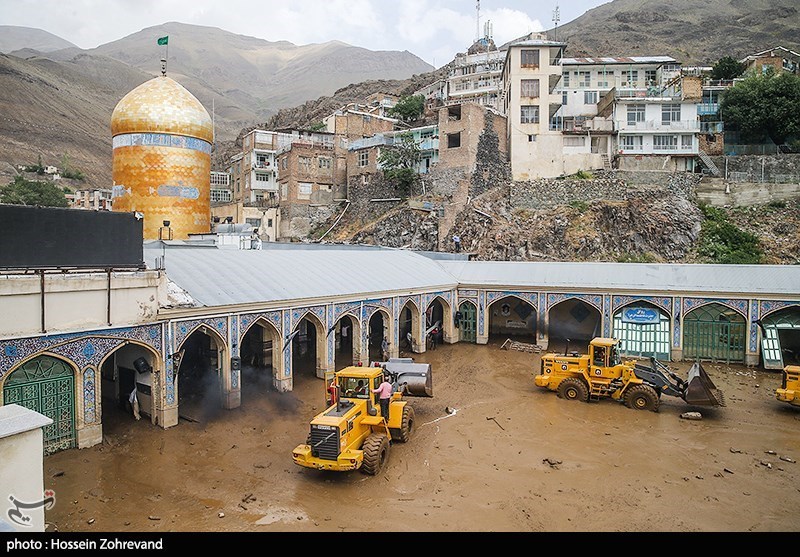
[616,120,701,131]
[697,103,720,116]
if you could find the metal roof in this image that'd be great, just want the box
[437,261,800,296]
[144,245,459,308]
[562,56,678,66]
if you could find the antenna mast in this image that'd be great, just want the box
[552,4,561,41]
[476,0,481,43]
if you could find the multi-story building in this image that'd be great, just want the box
[346,124,440,186]
[741,46,800,76]
[437,103,506,171]
[501,36,568,180]
[277,137,337,240]
[447,38,506,112]
[69,188,114,211]
[613,76,702,171]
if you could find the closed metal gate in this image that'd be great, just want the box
[3,356,76,455]
[683,304,746,363]
[459,302,477,343]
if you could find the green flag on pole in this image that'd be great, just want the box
[157,36,168,46]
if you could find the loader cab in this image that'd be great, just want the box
[589,338,623,378]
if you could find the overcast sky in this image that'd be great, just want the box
[0,0,610,67]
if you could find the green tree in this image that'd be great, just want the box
[1,175,69,207]
[721,71,800,145]
[697,205,763,264]
[378,133,421,197]
[388,95,425,123]
[711,56,745,80]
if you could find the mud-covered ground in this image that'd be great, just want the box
[43,341,800,533]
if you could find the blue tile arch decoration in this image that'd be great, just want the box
[546,293,603,313]
[478,291,486,335]
[458,290,478,300]
[326,305,335,369]
[603,295,612,337]
[0,324,162,379]
[283,310,292,379]
[174,318,228,351]
[749,300,759,354]
[612,296,672,314]
[485,291,539,311]
[332,302,363,322]
[83,367,96,424]
[238,311,282,344]
[758,300,800,320]
[673,297,682,348]
[289,305,327,332]
[682,297,748,319]
[165,325,176,406]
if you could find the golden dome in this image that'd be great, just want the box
[111,76,213,143]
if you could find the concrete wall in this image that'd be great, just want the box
[710,154,800,183]
[697,179,800,207]
[0,271,162,339]
[0,405,51,532]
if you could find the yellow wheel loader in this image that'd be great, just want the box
[292,359,432,475]
[535,338,726,412]
[776,365,800,407]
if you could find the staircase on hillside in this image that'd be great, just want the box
[698,150,721,177]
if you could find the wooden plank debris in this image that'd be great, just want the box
[500,338,542,353]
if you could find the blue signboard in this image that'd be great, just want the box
[622,307,661,324]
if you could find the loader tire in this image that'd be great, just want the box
[361,433,390,475]
[391,405,415,443]
[557,377,589,402]
[624,384,660,412]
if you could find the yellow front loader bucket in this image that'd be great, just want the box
[684,362,726,407]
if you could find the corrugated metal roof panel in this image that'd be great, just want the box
[437,261,800,296]
[145,246,459,307]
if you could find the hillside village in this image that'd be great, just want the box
[198,37,800,264]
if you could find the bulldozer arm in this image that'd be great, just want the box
[684,362,726,407]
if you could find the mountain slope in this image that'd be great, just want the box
[550,0,800,63]
[0,26,77,53]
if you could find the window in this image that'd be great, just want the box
[246,218,262,228]
[280,158,288,170]
[210,189,232,203]
[255,173,271,183]
[562,72,570,87]
[255,192,264,202]
[562,91,568,105]
[578,71,591,87]
[256,155,271,168]
[358,151,369,167]
[645,69,657,85]
[267,218,273,228]
[528,135,537,142]
[281,182,288,198]
[318,157,332,169]
[520,79,540,98]
[620,135,643,151]
[597,70,613,88]
[447,132,461,148]
[681,135,693,149]
[627,105,645,125]
[298,182,313,199]
[521,105,540,124]
[662,103,681,125]
[298,156,311,172]
[622,70,639,86]
[521,49,540,68]
[653,135,678,150]
[564,137,586,147]
[584,91,598,104]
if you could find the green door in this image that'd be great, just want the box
[459,302,477,343]
[3,356,76,455]
[683,304,746,364]
[613,306,671,360]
